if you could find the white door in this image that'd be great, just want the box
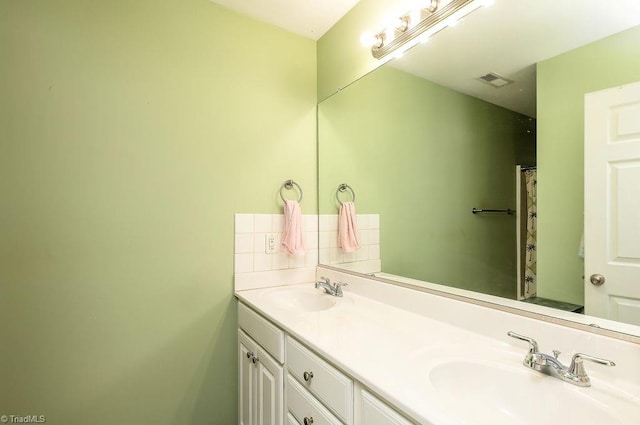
[584,80,640,325]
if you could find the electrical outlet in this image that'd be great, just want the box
[265,234,278,254]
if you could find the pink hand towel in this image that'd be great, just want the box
[338,201,360,252]
[282,200,306,256]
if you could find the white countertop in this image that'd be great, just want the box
[235,277,640,425]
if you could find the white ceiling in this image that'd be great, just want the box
[211,0,361,40]
[213,0,640,117]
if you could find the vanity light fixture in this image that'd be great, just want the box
[364,0,495,60]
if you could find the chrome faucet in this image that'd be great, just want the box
[315,277,347,297]
[508,331,615,387]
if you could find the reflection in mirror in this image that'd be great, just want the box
[320,64,535,299]
[318,0,640,337]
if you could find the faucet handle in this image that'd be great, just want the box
[333,282,348,296]
[508,331,540,368]
[315,277,330,289]
[569,353,616,377]
[507,331,540,354]
[552,350,561,359]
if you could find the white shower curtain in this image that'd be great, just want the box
[523,169,537,297]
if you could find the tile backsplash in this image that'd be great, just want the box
[234,213,381,290]
[234,214,318,290]
[319,214,381,274]
[234,214,319,273]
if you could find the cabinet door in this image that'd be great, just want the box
[360,390,414,425]
[239,330,256,425]
[256,347,284,425]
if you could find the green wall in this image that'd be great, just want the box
[537,25,640,304]
[319,65,533,298]
[317,0,401,101]
[0,1,316,424]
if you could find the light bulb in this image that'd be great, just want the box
[360,31,377,47]
[437,0,454,8]
[409,8,423,25]
[384,26,396,41]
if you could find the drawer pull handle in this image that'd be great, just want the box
[303,371,314,382]
[246,351,254,360]
[303,417,314,425]
[252,355,260,364]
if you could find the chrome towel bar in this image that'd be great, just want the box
[472,208,514,214]
[280,179,303,203]
[336,183,356,206]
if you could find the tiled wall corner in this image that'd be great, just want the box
[319,214,381,274]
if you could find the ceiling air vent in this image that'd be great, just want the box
[477,72,514,88]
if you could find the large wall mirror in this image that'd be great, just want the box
[318,0,640,338]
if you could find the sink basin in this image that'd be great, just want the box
[428,359,638,425]
[262,286,347,313]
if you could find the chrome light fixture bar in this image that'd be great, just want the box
[370,0,485,60]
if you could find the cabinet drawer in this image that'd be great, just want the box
[238,303,285,363]
[360,390,415,425]
[287,375,342,425]
[287,336,353,423]
[287,413,300,425]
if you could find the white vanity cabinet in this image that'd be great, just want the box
[358,390,415,425]
[287,413,301,425]
[238,302,416,425]
[287,375,344,425]
[286,336,354,424]
[238,304,286,425]
[238,330,284,425]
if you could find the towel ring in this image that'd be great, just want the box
[280,179,303,203]
[336,183,356,206]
